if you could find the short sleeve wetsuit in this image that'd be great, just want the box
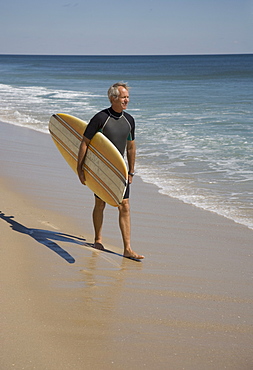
[84,107,135,155]
[84,107,135,199]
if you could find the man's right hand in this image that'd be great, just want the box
[77,166,86,185]
[77,136,90,185]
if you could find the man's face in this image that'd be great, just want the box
[111,86,130,113]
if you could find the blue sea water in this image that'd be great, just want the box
[0,54,252,229]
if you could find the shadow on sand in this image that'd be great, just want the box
[0,211,90,264]
[1,211,142,263]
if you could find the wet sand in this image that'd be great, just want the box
[1,121,253,369]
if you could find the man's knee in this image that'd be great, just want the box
[118,199,130,215]
[94,197,106,211]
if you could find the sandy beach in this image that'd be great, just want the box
[1,121,253,370]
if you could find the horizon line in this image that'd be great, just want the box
[0,52,252,57]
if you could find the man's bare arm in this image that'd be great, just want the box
[77,136,90,184]
[126,140,136,184]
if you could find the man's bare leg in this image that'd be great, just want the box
[118,199,144,259]
[92,197,106,250]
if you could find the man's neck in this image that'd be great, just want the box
[109,106,123,116]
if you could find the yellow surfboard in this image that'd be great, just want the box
[49,113,128,207]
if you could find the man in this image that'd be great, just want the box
[77,82,144,260]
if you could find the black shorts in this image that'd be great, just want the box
[94,182,130,201]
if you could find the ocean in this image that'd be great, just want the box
[0,54,252,229]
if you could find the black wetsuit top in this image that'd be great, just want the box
[84,107,135,156]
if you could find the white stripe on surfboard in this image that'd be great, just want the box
[50,128,124,203]
[88,144,127,185]
[50,114,127,186]
[84,150,127,199]
[84,165,122,205]
[50,115,81,155]
[50,115,127,202]
[51,114,127,185]
[50,130,78,162]
[53,114,83,141]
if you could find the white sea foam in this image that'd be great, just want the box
[0,83,100,132]
[136,164,253,230]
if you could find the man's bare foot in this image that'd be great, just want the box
[93,242,105,250]
[124,249,145,260]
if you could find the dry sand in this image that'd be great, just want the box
[1,121,253,369]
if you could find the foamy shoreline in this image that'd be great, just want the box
[3,116,253,231]
[1,121,253,369]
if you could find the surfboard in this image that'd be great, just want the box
[49,113,128,207]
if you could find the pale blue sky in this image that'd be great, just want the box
[1,0,252,55]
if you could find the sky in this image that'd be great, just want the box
[1,0,253,55]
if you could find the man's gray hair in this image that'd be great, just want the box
[108,82,130,102]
